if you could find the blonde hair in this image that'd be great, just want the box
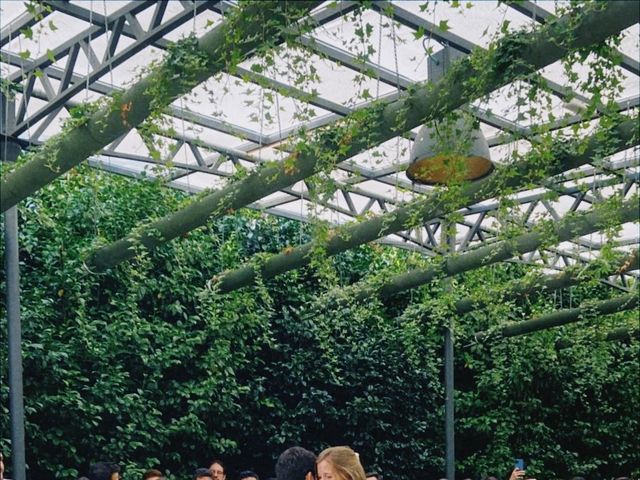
[317,446,366,480]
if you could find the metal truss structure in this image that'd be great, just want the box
[1,4,639,479]
[1,0,639,287]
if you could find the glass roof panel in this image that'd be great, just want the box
[395,0,534,48]
[620,25,640,61]
[311,8,432,83]
[0,0,637,267]
[162,8,223,42]
[0,1,28,25]
[68,1,132,17]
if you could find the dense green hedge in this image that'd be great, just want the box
[1,166,638,479]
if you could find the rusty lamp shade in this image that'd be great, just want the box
[407,118,494,185]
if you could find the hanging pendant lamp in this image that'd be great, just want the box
[407,116,494,185]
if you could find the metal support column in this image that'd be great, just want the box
[444,321,455,480]
[442,220,456,480]
[429,48,460,480]
[2,91,26,480]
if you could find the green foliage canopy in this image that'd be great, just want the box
[1,165,638,479]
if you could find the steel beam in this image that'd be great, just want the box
[509,0,640,76]
[1,134,25,480]
[475,294,638,340]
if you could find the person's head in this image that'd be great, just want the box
[316,447,365,480]
[89,462,120,480]
[195,468,214,480]
[365,473,382,480]
[239,470,259,480]
[143,469,164,480]
[275,446,317,480]
[209,460,226,480]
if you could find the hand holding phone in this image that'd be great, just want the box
[509,461,526,480]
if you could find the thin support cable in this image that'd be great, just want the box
[102,0,115,197]
[180,96,191,193]
[86,1,93,102]
[193,0,197,31]
[390,15,401,205]
[375,10,383,100]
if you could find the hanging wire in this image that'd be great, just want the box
[257,15,267,168]
[16,20,33,148]
[102,0,115,190]
[86,1,93,102]
[375,11,383,100]
[415,4,438,253]
[3,76,9,186]
[193,0,197,32]
[417,1,437,76]
[103,0,114,87]
[181,0,203,195]
[390,11,401,207]
[180,97,192,193]
[2,14,12,163]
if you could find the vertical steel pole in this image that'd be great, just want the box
[444,320,455,480]
[442,221,455,480]
[2,92,26,480]
[428,47,461,480]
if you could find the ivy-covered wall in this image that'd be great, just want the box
[0,166,638,479]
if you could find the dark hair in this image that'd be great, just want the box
[143,469,164,480]
[89,462,120,480]
[239,470,259,480]
[275,446,316,480]
[195,467,214,480]
[210,459,226,472]
[365,473,383,480]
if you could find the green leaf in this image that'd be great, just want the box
[365,23,374,37]
[46,49,56,63]
[18,49,31,60]
[500,19,511,35]
[413,25,426,40]
[438,20,450,32]
[24,1,38,16]
[22,25,33,40]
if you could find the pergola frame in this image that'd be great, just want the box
[2,3,638,265]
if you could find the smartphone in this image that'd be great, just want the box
[514,458,525,470]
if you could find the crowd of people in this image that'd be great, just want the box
[0,448,634,480]
[72,448,381,480]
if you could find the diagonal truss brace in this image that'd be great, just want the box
[82,2,639,271]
